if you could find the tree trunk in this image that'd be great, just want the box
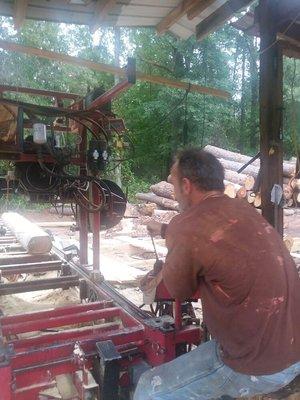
[219,157,259,177]
[224,169,255,189]
[150,181,175,199]
[136,193,179,211]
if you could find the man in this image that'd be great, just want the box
[134,148,300,400]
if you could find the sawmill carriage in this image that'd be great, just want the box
[0,61,203,400]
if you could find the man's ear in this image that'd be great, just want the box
[181,177,192,195]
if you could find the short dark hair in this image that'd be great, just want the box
[176,148,225,191]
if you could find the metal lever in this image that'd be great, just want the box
[150,234,159,261]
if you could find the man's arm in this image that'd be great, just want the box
[147,220,168,238]
[163,231,200,301]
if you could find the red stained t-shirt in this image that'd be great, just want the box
[162,195,300,375]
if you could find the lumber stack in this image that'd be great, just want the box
[136,145,299,211]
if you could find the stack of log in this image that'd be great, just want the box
[204,145,298,208]
[136,145,299,211]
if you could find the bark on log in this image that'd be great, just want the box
[205,145,261,166]
[224,169,255,190]
[283,184,293,200]
[153,209,178,224]
[136,193,179,211]
[150,181,175,199]
[2,212,52,254]
[219,158,260,177]
[205,145,295,177]
[137,203,158,216]
[289,178,300,190]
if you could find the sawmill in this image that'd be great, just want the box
[0,1,299,399]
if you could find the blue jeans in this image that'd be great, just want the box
[134,340,300,400]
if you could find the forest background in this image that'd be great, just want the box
[0,15,299,198]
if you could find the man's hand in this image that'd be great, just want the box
[147,220,162,237]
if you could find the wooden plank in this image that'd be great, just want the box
[259,0,283,235]
[156,0,197,34]
[0,40,230,99]
[91,0,117,32]
[14,0,28,30]
[0,84,80,99]
[196,0,254,41]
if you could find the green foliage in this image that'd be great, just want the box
[0,16,299,191]
[0,194,46,212]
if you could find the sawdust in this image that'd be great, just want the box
[0,286,80,315]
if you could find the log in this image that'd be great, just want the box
[247,191,255,204]
[1,212,52,254]
[219,158,259,178]
[153,210,178,224]
[205,145,295,177]
[254,193,262,208]
[150,181,175,200]
[224,183,236,198]
[224,169,255,190]
[283,184,293,200]
[205,145,261,166]
[236,187,247,199]
[137,203,157,216]
[223,180,247,198]
[289,178,300,190]
[285,198,294,207]
[136,193,179,211]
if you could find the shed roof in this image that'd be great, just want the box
[0,1,298,57]
[0,0,250,39]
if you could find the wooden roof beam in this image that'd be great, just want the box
[90,0,117,33]
[196,0,255,41]
[277,33,300,60]
[13,0,28,30]
[156,0,198,35]
[187,0,217,21]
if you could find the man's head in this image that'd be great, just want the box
[170,148,225,211]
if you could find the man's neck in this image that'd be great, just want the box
[190,190,224,207]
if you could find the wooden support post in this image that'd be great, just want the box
[259,0,283,235]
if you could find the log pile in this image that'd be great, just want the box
[136,145,299,213]
[204,145,298,208]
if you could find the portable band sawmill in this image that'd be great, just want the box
[0,60,202,400]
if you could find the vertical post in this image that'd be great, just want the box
[79,126,88,266]
[92,182,100,271]
[174,299,182,330]
[113,27,122,188]
[259,0,283,236]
